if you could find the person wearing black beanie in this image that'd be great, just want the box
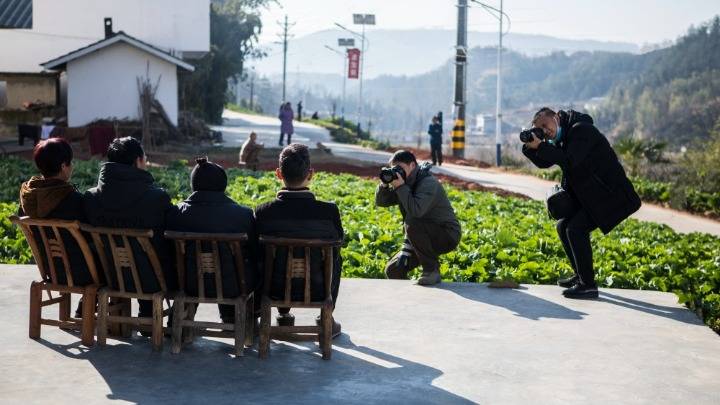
[167,157,259,324]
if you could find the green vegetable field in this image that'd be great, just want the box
[1,157,719,332]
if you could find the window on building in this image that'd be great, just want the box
[0,0,33,29]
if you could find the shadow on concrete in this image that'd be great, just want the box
[38,334,474,404]
[437,283,588,321]
[598,291,703,325]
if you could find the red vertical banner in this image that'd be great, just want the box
[347,48,361,79]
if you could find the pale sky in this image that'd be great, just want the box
[258,0,720,45]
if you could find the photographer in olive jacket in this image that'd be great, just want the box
[522,108,641,299]
[375,150,461,286]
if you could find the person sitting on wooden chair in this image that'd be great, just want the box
[166,157,259,323]
[254,143,344,338]
[19,138,91,316]
[84,137,178,319]
[239,131,263,171]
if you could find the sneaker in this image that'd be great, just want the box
[315,316,342,339]
[417,271,441,286]
[276,312,295,327]
[562,283,598,299]
[557,274,580,288]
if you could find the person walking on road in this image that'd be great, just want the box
[428,115,443,166]
[297,101,303,122]
[278,102,294,146]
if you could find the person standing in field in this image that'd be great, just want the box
[278,102,294,146]
[428,115,443,166]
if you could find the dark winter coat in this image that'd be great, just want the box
[84,162,178,292]
[428,123,443,145]
[166,191,259,298]
[254,189,343,303]
[522,110,641,234]
[19,177,93,286]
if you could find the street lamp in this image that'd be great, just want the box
[470,0,510,166]
[324,44,349,125]
[335,14,375,131]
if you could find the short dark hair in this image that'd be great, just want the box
[532,107,556,126]
[107,136,144,165]
[33,138,73,177]
[279,143,311,186]
[390,150,417,165]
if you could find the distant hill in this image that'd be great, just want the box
[253,28,641,79]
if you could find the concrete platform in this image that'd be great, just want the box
[0,265,719,404]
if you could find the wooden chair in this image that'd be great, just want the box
[164,231,255,356]
[258,236,342,360]
[81,225,170,351]
[10,216,102,346]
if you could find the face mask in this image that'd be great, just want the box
[550,118,563,145]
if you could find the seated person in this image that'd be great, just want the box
[84,137,178,318]
[166,158,258,323]
[19,138,92,316]
[239,131,263,171]
[254,143,344,338]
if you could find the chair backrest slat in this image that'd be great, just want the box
[164,231,249,299]
[80,224,160,295]
[10,216,101,287]
[258,236,342,304]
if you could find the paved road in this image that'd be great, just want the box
[216,111,720,236]
[2,265,719,404]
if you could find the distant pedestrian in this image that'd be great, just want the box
[297,101,303,122]
[278,102,294,146]
[311,111,319,120]
[428,115,443,166]
[240,131,264,171]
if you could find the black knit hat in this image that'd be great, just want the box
[191,157,227,192]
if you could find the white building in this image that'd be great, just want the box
[42,32,194,126]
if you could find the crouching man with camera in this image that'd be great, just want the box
[375,150,461,286]
[522,108,641,299]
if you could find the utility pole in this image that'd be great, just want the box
[452,0,468,158]
[495,0,503,166]
[277,15,295,102]
[249,71,255,111]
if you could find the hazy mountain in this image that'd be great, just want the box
[253,28,641,79]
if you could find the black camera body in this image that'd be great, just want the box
[379,165,406,184]
[519,127,545,143]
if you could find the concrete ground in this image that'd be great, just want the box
[1,265,719,404]
[215,111,720,237]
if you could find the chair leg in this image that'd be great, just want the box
[259,296,271,359]
[321,303,333,360]
[80,286,97,347]
[59,293,71,321]
[183,303,198,344]
[170,296,184,355]
[244,295,254,347]
[151,293,163,352]
[120,298,132,338]
[97,289,109,346]
[29,281,42,339]
[234,299,246,357]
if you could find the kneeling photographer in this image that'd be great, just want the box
[375,150,461,286]
[522,108,641,299]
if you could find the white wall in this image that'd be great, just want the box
[67,42,178,126]
[0,0,209,72]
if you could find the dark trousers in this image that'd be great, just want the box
[279,132,292,145]
[430,143,443,166]
[556,208,598,287]
[385,218,460,279]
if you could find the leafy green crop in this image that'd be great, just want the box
[2,157,719,332]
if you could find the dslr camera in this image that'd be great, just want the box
[519,127,545,143]
[379,165,406,184]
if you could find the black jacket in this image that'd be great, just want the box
[428,123,443,145]
[254,189,343,303]
[166,191,259,298]
[84,162,178,292]
[523,110,641,234]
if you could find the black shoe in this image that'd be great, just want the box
[315,316,342,339]
[562,283,598,299]
[276,312,295,327]
[557,274,579,288]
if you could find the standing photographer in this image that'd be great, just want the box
[375,150,461,285]
[522,108,641,299]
